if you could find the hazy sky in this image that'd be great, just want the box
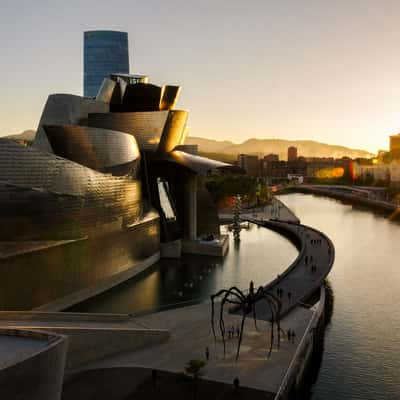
[1,0,400,152]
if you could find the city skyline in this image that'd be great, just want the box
[3,0,400,152]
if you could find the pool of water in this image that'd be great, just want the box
[72,223,298,314]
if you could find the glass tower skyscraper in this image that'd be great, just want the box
[84,30,129,97]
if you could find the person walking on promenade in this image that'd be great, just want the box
[205,347,210,361]
[288,291,292,302]
[236,326,240,338]
[291,330,296,343]
[151,369,157,388]
[305,255,308,265]
[233,377,240,390]
[287,329,291,341]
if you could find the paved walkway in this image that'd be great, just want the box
[244,219,335,321]
[78,301,316,395]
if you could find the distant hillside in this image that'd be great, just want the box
[187,137,373,160]
[3,130,36,142]
[1,131,373,160]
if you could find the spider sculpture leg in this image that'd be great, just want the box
[235,304,248,362]
[211,290,228,340]
[262,297,276,358]
[219,290,243,357]
[265,292,282,349]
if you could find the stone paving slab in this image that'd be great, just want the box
[82,302,315,394]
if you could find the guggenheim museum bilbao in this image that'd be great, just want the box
[0,30,231,311]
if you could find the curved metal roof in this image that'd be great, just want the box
[161,150,232,174]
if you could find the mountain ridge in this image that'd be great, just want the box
[186,136,373,160]
[2,130,374,159]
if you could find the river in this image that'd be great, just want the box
[73,193,400,399]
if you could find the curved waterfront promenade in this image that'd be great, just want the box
[59,201,335,397]
[0,199,335,398]
[245,217,335,321]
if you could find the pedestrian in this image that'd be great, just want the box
[310,255,313,262]
[305,255,308,265]
[288,291,292,302]
[233,377,240,390]
[291,330,296,343]
[287,329,291,341]
[236,326,240,338]
[151,369,157,387]
[205,346,210,361]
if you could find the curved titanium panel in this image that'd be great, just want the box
[88,110,188,153]
[157,110,188,154]
[88,111,169,151]
[96,78,117,103]
[161,150,232,174]
[43,125,140,175]
[120,83,163,112]
[160,85,181,110]
[0,140,143,240]
[34,94,109,153]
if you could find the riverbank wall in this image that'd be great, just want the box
[284,185,397,213]
[274,285,326,400]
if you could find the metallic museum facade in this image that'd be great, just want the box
[0,65,229,310]
[84,30,129,97]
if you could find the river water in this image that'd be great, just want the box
[73,193,400,399]
[280,193,400,400]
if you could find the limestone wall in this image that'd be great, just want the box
[0,329,67,400]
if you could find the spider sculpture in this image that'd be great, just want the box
[210,281,282,361]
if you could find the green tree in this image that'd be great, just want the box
[184,359,206,400]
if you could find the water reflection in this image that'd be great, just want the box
[71,223,298,314]
[279,193,400,400]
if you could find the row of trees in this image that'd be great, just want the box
[206,174,271,207]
